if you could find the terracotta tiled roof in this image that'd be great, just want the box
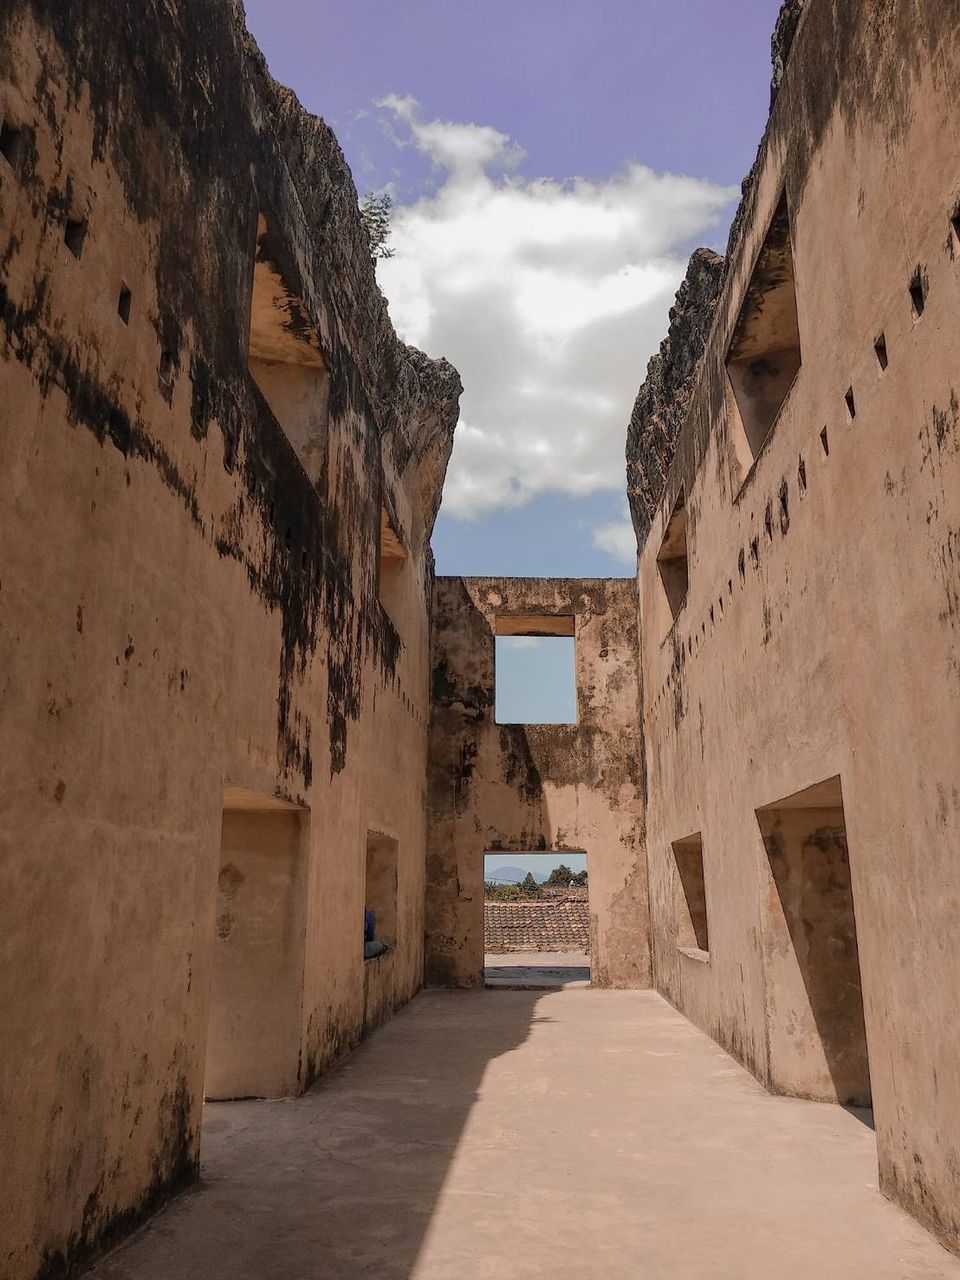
[484,900,590,952]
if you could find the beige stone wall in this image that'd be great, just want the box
[0,3,459,1275]
[636,0,960,1252]
[426,577,649,989]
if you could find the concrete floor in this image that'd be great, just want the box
[484,950,590,987]
[93,990,960,1280]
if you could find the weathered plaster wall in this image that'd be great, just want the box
[626,247,725,545]
[633,0,960,1253]
[426,577,649,990]
[0,2,460,1275]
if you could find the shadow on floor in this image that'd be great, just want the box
[92,991,548,1280]
[842,1104,875,1130]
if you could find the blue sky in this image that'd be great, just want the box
[244,1,782,710]
[495,637,576,724]
[244,0,782,580]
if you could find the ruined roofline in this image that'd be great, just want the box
[0,0,461,534]
[235,10,462,473]
[624,1,809,549]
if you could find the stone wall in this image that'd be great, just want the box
[631,0,960,1253]
[426,577,649,989]
[0,2,460,1274]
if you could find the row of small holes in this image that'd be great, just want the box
[1,112,315,583]
[654,210,960,708]
[846,230,956,425]
[2,117,139,335]
[655,402,841,704]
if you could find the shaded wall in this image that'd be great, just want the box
[426,577,649,989]
[633,0,960,1252]
[0,3,460,1274]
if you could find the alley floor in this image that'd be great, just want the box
[484,950,590,987]
[93,990,960,1280]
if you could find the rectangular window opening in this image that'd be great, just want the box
[365,831,398,957]
[726,192,802,474]
[656,489,689,634]
[494,622,576,725]
[483,851,590,988]
[908,267,926,317]
[873,333,888,371]
[819,426,829,457]
[672,832,709,957]
[844,387,856,421]
[378,503,407,628]
[204,787,308,1103]
[64,217,88,259]
[117,284,132,325]
[756,776,871,1112]
[248,213,330,488]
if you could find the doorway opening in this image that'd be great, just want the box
[203,787,309,1103]
[483,851,590,988]
[756,775,872,1120]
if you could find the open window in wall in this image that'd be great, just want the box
[483,851,590,989]
[378,503,407,628]
[656,489,689,636]
[204,787,309,1102]
[672,831,709,959]
[756,776,871,1111]
[494,614,576,725]
[365,831,398,958]
[248,213,330,488]
[726,193,802,478]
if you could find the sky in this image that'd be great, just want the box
[495,636,576,724]
[243,0,783,705]
[484,852,588,884]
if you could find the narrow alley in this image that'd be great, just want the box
[94,991,960,1280]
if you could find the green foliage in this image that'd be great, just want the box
[546,864,574,886]
[520,872,541,896]
[484,882,521,902]
[545,864,588,887]
[360,190,395,261]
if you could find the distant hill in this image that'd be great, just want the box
[485,866,548,885]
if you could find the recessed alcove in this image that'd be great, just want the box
[64,217,87,259]
[378,504,408,628]
[204,788,309,1101]
[756,776,871,1108]
[365,830,399,950]
[726,193,802,476]
[656,490,689,635]
[672,831,709,957]
[248,213,330,488]
[908,267,926,317]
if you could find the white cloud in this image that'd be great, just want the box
[376,97,735,521]
[591,518,638,567]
